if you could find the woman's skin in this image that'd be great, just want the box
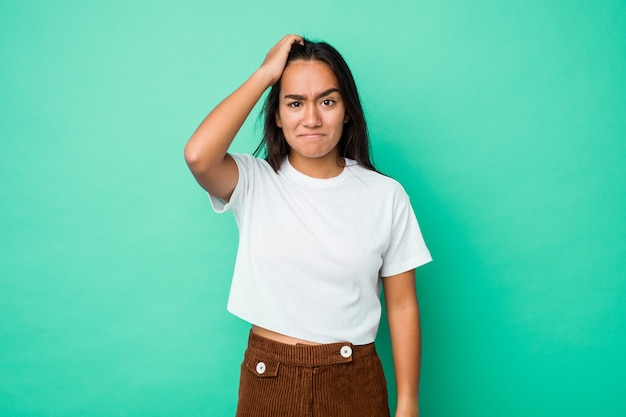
[184,35,305,200]
[184,34,422,417]
[276,59,349,178]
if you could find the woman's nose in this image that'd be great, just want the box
[303,104,321,127]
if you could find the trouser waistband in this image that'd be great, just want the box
[246,330,376,367]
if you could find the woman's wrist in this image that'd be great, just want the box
[395,394,419,417]
[246,67,276,92]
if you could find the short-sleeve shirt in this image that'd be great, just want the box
[210,154,431,344]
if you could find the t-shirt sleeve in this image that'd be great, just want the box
[208,153,252,215]
[380,190,432,277]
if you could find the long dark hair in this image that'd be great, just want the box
[254,38,376,172]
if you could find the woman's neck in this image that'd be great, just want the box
[288,152,345,179]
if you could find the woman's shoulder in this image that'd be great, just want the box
[230,152,265,164]
[229,153,274,173]
[345,159,407,195]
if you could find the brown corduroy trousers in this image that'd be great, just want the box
[235,331,390,417]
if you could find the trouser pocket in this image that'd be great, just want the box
[244,351,279,378]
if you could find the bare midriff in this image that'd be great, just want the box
[251,325,323,345]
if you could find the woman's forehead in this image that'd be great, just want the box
[280,60,340,95]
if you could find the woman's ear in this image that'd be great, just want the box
[275,111,282,128]
[344,113,350,123]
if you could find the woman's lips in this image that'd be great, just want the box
[298,133,325,139]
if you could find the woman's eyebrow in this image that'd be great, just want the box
[283,88,340,101]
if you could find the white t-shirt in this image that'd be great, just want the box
[210,153,431,344]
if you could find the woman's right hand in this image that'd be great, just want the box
[259,34,304,86]
[184,35,303,199]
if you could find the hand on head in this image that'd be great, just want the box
[260,34,304,85]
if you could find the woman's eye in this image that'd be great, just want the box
[322,99,335,106]
[288,102,301,108]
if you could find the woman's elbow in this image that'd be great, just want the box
[184,142,203,169]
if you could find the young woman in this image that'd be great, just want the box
[184,34,431,417]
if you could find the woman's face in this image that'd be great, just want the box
[276,60,349,171]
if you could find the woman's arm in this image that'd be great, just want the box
[383,269,421,417]
[184,34,303,200]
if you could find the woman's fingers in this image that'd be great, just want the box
[260,34,303,85]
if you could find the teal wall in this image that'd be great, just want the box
[1,0,625,416]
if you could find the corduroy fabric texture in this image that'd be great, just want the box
[235,331,390,417]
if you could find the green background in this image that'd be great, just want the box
[1,0,625,415]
